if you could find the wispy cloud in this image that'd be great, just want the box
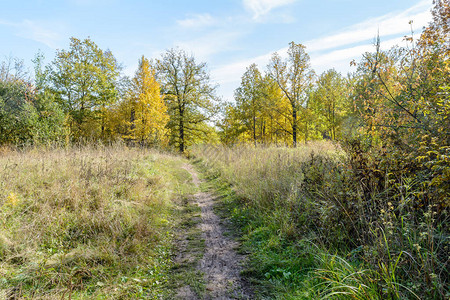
[309,36,409,74]
[305,0,431,53]
[304,0,431,73]
[177,13,216,28]
[212,0,432,101]
[174,1,298,62]
[211,51,272,86]
[173,13,246,61]
[176,30,244,62]
[172,1,298,68]
[0,19,65,48]
[243,0,297,20]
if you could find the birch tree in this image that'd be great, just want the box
[268,42,314,146]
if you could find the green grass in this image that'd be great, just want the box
[191,142,448,299]
[0,144,193,299]
[1,142,446,299]
[195,158,318,299]
[161,193,206,299]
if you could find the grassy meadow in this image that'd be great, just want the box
[0,141,447,299]
[0,144,195,299]
[192,142,448,299]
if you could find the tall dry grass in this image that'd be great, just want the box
[193,142,343,239]
[0,144,186,299]
[192,142,448,299]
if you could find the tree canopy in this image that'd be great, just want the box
[156,48,218,152]
[49,37,120,139]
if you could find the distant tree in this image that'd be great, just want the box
[0,74,33,144]
[0,57,65,145]
[24,90,67,144]
[258,74,293,145]
[225,65,292,145]
[234,63,265,146]
[217,103,243,144]
[310,69,349,140]
[108,56,169,145]
[0,56,28,82]
[32,50,49,93]
[268,42,314,146]
[49,37,120,139]
[156,48,218,152]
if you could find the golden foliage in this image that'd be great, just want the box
[107,56,169,145]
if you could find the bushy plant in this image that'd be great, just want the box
[192,141,448,299]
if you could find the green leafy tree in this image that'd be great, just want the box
[310,69,350,140]
[259,74,293,145]
[49,37,120,139]
[0,78,32,144]
[217,103,243,144]
[234,63,265,146]
[268,42,314,146]
[156,48,218,152]
[226,66,292,145]
[0,57,65,145]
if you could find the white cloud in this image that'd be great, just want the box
[305,0,431,53]
[211,51,272,85]
[175,30,244,62]
[310,36,408,75]
[212,0,432,101]
[0,19,64,48]
[177,14,216,28]
[172,1,298,72]
[243,0,297,20]
[211,52,273,100]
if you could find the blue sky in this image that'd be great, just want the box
[0,0,432,101]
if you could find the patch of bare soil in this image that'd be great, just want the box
[180,164,252,300]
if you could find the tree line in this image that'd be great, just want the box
[0,41,219,152]
[219,1,448,155]
[0,0,448,159]
[221,0,448,212]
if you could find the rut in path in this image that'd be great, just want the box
[179,164,251,300]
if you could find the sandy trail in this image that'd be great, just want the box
[179,164,251,300]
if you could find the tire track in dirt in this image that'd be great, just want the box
[180,164,251,300]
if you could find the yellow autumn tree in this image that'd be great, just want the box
[219,67,293,146]
[116,56,169,145]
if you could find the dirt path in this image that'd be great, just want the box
[178,164,251,300]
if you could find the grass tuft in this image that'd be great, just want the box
[0,144,190,299]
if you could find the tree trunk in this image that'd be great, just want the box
[179,113,185,153]
[253,115,256,147]
[270,115,273,144]
[262,120,266,143]
[130,109,136,130]
[101,115,105,138]
[332,102,336,140]
[292,108,297,147]
[305,119,308,145]
[305,102,309,145]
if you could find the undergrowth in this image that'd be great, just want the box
[192,142,449,299]
[0,144,193,299]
